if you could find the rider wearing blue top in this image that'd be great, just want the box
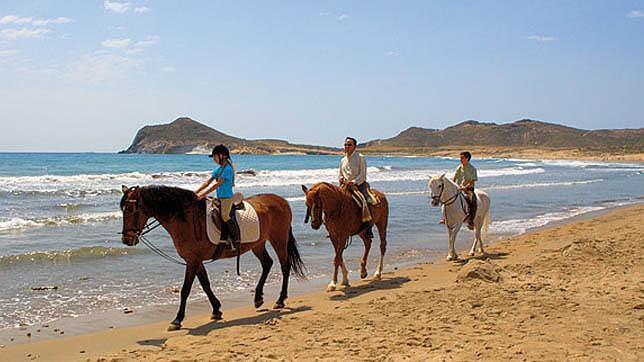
[195,144,239,249]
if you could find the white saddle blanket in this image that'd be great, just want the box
[206,200,260,245]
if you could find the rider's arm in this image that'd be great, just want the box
[195,177,213,195]
[197,178,224,200]
[338,159,346,184]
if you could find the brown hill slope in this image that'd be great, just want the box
[363,119,644,150]
[121,117,339,155]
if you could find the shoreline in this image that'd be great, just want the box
[1,201,634,345]
[3,203,642,361]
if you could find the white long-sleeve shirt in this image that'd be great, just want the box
[339,151,367,185]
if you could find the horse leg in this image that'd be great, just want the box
[476,222,486,255]
[374,219,387,280]
[358,233,372,279]
[275,257,291,309]
[446,226,459,261]
[340,260,350,287]
[469,226,478,257]
[169,262,198,331]
[327,238,344,292]
[195,263,222,320]
[251,243,273,309]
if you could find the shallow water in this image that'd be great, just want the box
[0,153,642,330]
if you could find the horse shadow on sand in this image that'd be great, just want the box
[329,275,411,301]
[135,305,312,347]
[449,251,510,266]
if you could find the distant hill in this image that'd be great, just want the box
[121,117,644,160]
[120,117,339,155]
[362,119,644,154]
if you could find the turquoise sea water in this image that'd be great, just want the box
[0,152,642,330]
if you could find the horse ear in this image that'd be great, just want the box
[440,173,446,179]
[301,185,308,193]
[121,185,129,193]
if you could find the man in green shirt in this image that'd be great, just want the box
[441,151,478,229]
[453,151,478,229]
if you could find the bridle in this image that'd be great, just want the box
[431,179,461,206]
[120,189,161,240]
[303,184,344,226]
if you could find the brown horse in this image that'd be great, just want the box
[120,185,305,331]
[301,182,388,291]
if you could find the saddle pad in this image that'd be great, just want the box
[206,200,260,245]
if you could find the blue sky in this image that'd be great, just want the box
[0,1,643,151]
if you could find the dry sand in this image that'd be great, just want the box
[4,205,643,361]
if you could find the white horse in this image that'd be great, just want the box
[428,174,491,261]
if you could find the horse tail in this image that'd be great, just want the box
[287,227,306,279]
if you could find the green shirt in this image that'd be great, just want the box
[454,163,478,186]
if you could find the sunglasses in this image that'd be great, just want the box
[344,143,355,147]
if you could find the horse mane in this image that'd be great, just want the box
[139,185,201,221]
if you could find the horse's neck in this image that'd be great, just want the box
[320,185,353,215]
[442,179,459,201]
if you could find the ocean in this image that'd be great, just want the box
[0,153,642,331]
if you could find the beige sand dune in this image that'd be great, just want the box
[4,205,643,361]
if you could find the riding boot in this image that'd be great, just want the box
[225,219,241,250]
[467,195,477,230]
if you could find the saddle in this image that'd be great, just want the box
[347,184,380,208]
[208,193,245,234]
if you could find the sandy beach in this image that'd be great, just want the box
[3,204,642,361]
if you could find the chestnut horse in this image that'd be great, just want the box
[301,182,388,291]
[120,185,305,331]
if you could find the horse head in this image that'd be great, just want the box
[301,184,323,230]
[428,173,446,207]
[120,185,149,246]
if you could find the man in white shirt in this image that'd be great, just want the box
[339,137,373,238]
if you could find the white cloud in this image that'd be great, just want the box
[101,38,131,48]
[134,35,160,47]
[527,35,556,42]
[0,15,73,26]
[134,7,151,14]
[627,10,644,18]
[385,51,399,57]
[32,17,74,26]
[104,1,132,14]
[0,15,33,25]
[0,49,17,57]
[320,12,330,17]
[160,66,175,73]
[0,28,52,40]
[337,14,350,21]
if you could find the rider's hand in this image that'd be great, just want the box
[347,181,355,186]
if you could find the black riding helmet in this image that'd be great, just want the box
[209,144,230,158]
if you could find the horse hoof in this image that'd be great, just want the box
[326,284,336,292]
[254,299,264,309]
[360,270,368,279]
[341,282,350,288]
[273,302,285,309]
[211,312,223,321]
[469,251,475,257]
[446,255,458,261]
[373,273,382,281]
[167,323,181,331]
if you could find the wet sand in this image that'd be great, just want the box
[3,204,643,361]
